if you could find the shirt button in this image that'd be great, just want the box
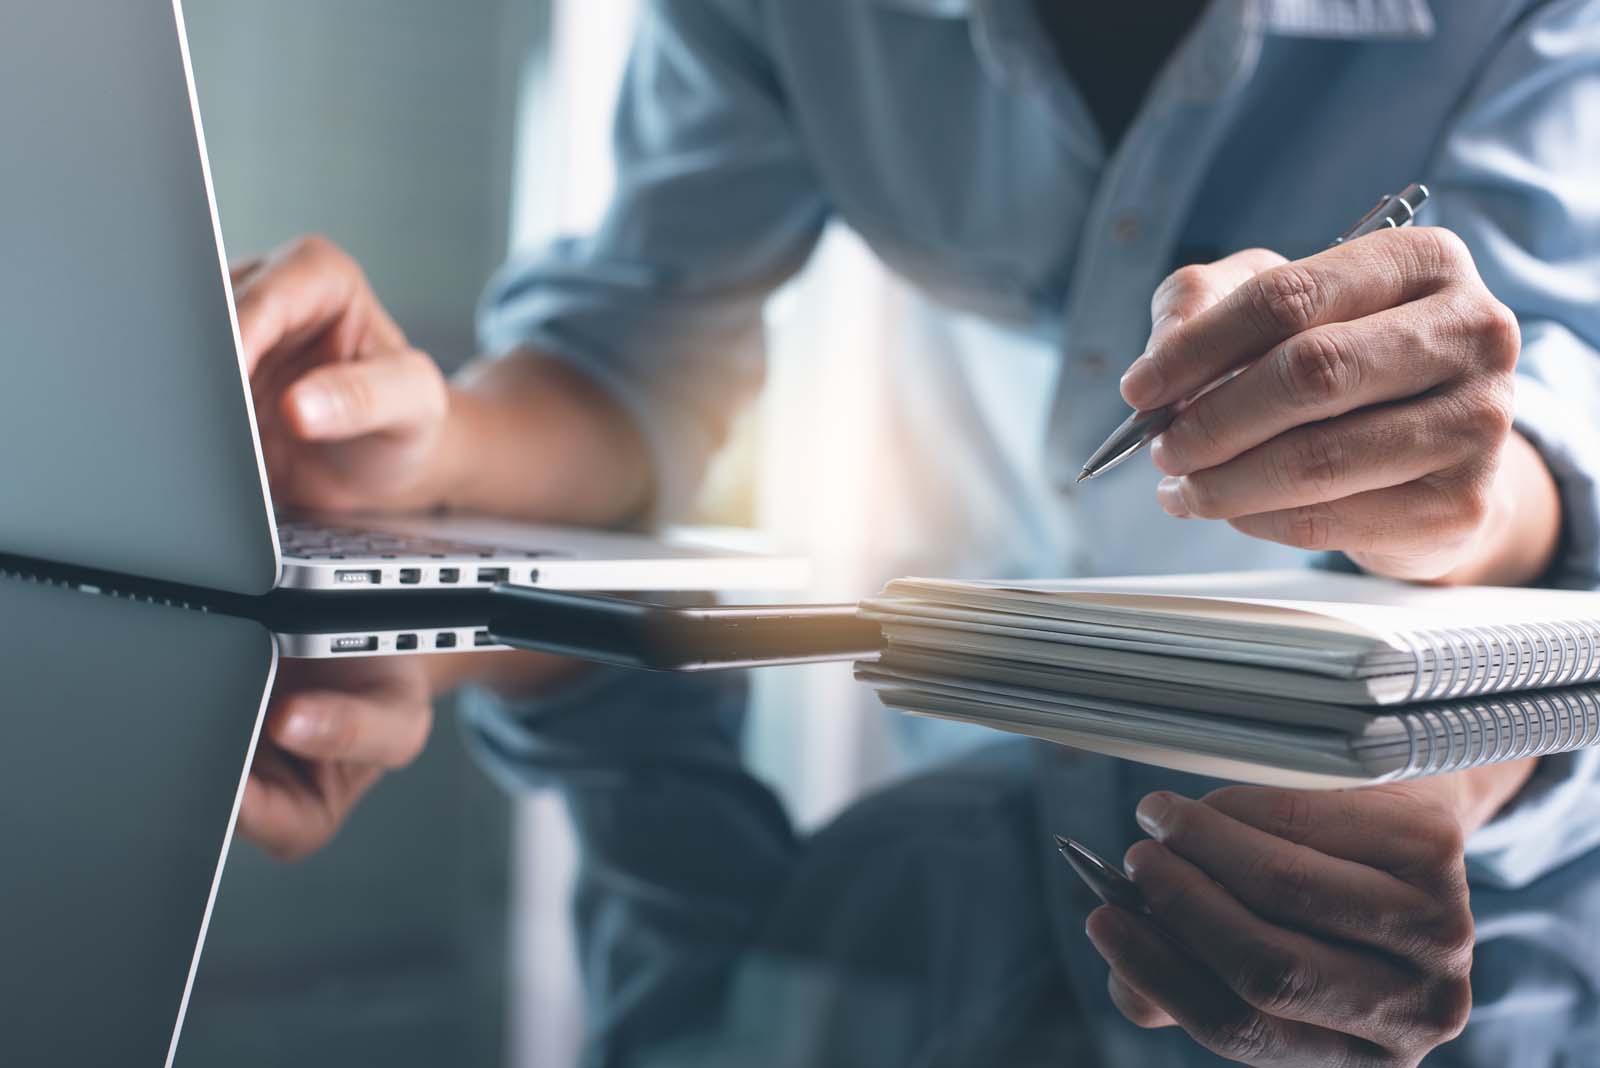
[1112,213,1143,243]
[1080,349,1109,374]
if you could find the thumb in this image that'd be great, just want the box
[280,346,447,442]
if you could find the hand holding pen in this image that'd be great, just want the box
[1057,778,1488,1067]
[1076,183,1560,588]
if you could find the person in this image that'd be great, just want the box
[234,2,1600,1064]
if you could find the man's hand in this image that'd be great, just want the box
[239,657,434,862]
[238,650,588,862]
[234,236,452,514]
[1086,763,1536,1067]
[1125,230,1561,586]
[233,235,652,524]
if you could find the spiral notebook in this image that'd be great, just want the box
[857,570,1600,787]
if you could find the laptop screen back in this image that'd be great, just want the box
[0,1,280,593]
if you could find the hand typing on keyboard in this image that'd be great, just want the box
[232,235,652,524]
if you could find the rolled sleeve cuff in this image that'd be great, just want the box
[1466,749,1600,889]
[455,664,749,796]
[1512,372,1600,589]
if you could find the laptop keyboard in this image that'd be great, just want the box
[277,520,550,561]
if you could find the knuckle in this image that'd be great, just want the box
[1247,849,1315,917]
[1412,226,1475,279]
[328,372,375,420]
[1286,431,1346,499]
[1200,1007,1276,1062]
[1178,400,1230,462]
[1180,474,1225,519]
[290,232,338,262]
[1236,945,1318,1017]
[1420,976,1474,1041]
[1263,789,1315,842]
[1277,330,1358,408]
[1282,504,1336,551]
[1466,297,1521,374]
[1251,264,1325,337]
[1156,263,1213,310]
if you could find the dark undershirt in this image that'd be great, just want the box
[1034,2,1209,151]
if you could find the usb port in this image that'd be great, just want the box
[476,567,510,584]
[332,635,378,654]
[395,633,418,651]
[398,568,422,585]
[435,632,458,649]
[473,630,494,648]
[438,568,460,584]
[334,569,381,586]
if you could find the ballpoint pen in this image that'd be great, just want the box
[1075,182,1430,483]
[1055,834,1150,914]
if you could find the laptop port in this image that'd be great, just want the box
[332,635,379,654]
[395,633,418,651]
[438,568,460,584]
[476,567,510,584]
[334,569,381,586]
[435,632,458,649]
[473,630,494,647]
[398,568,422,585]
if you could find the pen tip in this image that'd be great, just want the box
[1053,833,1072,849]
[1075,471,1090,483]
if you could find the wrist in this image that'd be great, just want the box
[1430,758,1541,835]
[1432,430,1561,587]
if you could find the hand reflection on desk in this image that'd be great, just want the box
[239,649,584,861]
[235,652,1600,1068]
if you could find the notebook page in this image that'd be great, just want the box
[889,570,1600,642]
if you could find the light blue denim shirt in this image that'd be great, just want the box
[474,1,1600,1063]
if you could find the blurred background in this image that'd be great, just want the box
[177,2,908,1064]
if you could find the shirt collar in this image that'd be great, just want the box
[866,0,1435,39]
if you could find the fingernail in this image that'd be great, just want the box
[1156,476,1191,518]
[282,711,324,746]
[1136,792,1174,837]
[292,386,335,433]
[1120,355,1162,409]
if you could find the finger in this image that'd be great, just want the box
[1151,294,1483,476]
[280,346,447,441]
[266,689,431,768]
[1085,906,1381,1067]
[1133,792,1446,962]
[1198,785,1469,889]
[239,761,381,863]
[230,256,265,287]
[1148,248,1290,347]
[233,234,404,374]
[1154,396,1482,521]
[1122,227,1476,410]
[1123,840,1426,1048]
[1224,465,1494,564]
[1108,973,1177,1029]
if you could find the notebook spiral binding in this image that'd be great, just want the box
[1394,684,1600,779]
[1393,620,1600,704]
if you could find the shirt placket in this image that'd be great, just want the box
[1026,0,1270,497]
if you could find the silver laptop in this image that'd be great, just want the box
[0,1,804,598]
[0,573,276,1067]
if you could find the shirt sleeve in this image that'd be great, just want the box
[1422,0,1600,886]
[479,0,830,523]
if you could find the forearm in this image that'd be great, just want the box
[424,350,653,526]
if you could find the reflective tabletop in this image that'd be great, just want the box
[9,574,1600,1068]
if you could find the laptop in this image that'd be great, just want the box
[0,573,276,1066]
[0,1,805,598]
